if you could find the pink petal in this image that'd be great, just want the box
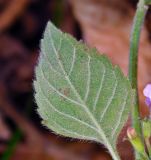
[143,84,151,99]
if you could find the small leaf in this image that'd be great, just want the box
[34,22,134,160]
[145,0,151,5]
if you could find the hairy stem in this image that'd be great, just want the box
[129,0,149,159]
[129,0,148,136]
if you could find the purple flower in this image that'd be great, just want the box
[143,84,151,109]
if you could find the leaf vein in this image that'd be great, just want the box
[93,65,106,111]
[41,52,62,76]
[100,71,118,122]
[84,55,91,102]
[111,91,128,138]
[68,47,76,76]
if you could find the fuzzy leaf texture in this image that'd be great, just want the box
[34,22,134,160]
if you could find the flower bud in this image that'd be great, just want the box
[127,127,137,139]
[127,127,146,155]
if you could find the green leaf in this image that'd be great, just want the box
[34,21,134,160]
[145,0,151,5]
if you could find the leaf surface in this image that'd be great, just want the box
[34,22,133,160]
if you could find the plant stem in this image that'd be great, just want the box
[145,138,151,157]
[129,0,150,159]
[129,0,148,136]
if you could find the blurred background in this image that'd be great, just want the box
[0,0,151,160]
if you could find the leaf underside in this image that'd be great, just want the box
[34,22,133,159]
